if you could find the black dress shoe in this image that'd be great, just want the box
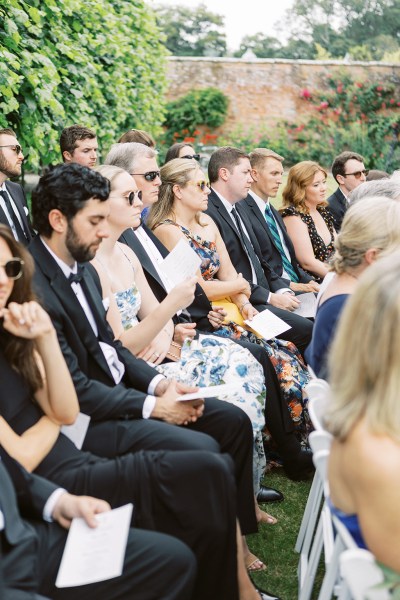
[283,448,315,481]
[256,485,284,503]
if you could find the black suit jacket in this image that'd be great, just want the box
[327,188,347,231]
[238,194,313,284]
[205,189,290,307]
[29,236,159,421]
[0,181,34,243]
[120,225,215,333]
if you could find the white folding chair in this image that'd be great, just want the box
[306,378,331,431]
[339,549,390,600]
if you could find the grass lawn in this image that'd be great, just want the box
[247,469,323,600]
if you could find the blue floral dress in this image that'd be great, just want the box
[114,278,267,492]
[156,220,312,452]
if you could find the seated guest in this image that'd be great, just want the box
[326,252,400,580]
[164,141,200,163]
[118,128,156,147]
[366,169,390,181]
[0,224,272,600]
[105,142,313,484]
[148,158,313,458]
[327,151,367,231]
[0,448,195,599]
[60,125,98,168]
[348,178,400,205]
[280,161,336,282]
[239,148,319,294]
[28,163,261,562]
[0,127,34,246]
[305,196,400,378]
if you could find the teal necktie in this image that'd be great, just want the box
[264,204,299,283]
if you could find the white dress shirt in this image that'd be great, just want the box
[0,183,26,241]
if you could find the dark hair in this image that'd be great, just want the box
[208,146,249,183]
[118,129,155,147]
[366,169,390,181]
[60,125,97,157]
[0,128,16,137]
[31,163,110,237]
[0,225,42,392]
[164,142,194,164]
[331,151,365,183]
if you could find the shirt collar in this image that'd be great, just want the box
[211,188,236,213]
[248,190,271,214]
[40,237,78,278]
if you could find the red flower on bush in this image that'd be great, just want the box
[182,128,189,135]
[337,85,344,93]
[356,82,363,88]
[193,129,201,136]
[301,88,312,99]
[183,137,195,143]
[389,99,395,104]
[382,102,386,109]
[376,85,384,92]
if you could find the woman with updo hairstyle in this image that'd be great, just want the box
[326,252,400,579]
[305,195,400,378]
[280,161,336,281]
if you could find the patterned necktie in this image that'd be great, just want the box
[0,190,28,244]
[264,204,299,283]
[231,206,267,286]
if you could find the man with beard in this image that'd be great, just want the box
[60,125,99,168]
[0,128,34,245]
[28,163,262,566]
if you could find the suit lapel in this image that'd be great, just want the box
[120,226,167,288]
[245,195,278,248]
[209,191,243,245]
[5,183,32,240]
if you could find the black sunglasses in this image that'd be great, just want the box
[127,190,142,205]
[343,169,369,179]
[0,144,22,155]
[0,258,24,280]
[130,171,160,182]
[181,154,200,161]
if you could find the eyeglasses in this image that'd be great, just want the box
[188,180,210,192]
[130,171,160,182]
[0,144,22,155]
[0,258,24,280]
[181,154,200,161]
[127,190,142,205]
[343,169,369,179]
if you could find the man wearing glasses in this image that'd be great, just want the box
[0,128,34,246]
[328,151,368,231]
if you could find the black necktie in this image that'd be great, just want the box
[0,190,28,244]
[68,267,84,285]
[231,206,267,286]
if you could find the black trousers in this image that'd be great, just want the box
[35,448,239,600]
[83,398,257,535]
[1,521,196,600]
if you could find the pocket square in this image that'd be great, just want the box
[102,297,110,312]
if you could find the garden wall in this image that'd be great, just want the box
[166,57,400,134]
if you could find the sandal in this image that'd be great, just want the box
[246,552,267,572]
[258,510,278,525]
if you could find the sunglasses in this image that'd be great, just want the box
[188,180,210,192]
[130,171,160,182]
[343,169,369,179]
[0,144,22,155]
[127,190,142,205]
[0,257,24,280]
[181,154,200,161]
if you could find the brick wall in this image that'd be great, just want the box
[166,57,400,134]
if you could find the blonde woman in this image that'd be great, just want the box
[326,252,400,581]
[306,196,400,378]
[280,161,336,281]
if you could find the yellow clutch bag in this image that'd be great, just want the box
[211,298,246,328]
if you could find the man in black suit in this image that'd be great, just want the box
[0,128,34,245]
[327,151,367,231]
[105,141,313,482]
[0,448,196,599]
[239,148,319,294]
[60,124,99,168]
[29,162,258,538]
[205,146,313,356]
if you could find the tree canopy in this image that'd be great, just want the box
[0,0,168,170]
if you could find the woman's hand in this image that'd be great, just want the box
[174,322,196,344]
[207,307,227,329]
[0,301,54,340]
[136,330,171,365]
[167,277,198,312]
[235,273,251,297]
[240,303,258,322]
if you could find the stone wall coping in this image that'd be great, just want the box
[168,56,400,68]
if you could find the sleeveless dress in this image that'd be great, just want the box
[113,247,267,491]
[155,221,312,452]
[280,206,335,282]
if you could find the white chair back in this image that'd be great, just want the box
[339,549,390,600]
[306,378,331,431]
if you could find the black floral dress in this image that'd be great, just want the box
[280,206,335,282]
